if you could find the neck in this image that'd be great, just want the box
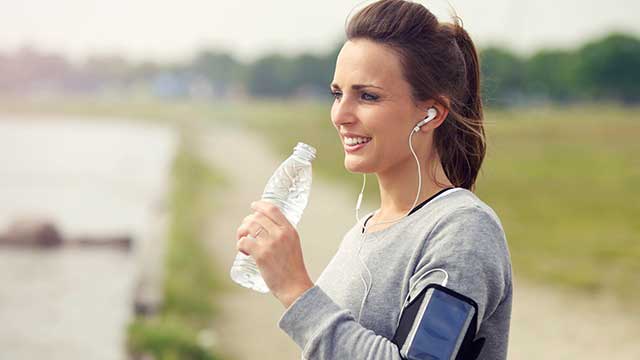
[374,151,452,220]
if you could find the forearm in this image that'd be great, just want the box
[279,285,404,360]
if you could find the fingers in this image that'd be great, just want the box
[236,217,254,240]
[236,214,261,240]
[250,200,290,227]
[235,209,279,256]
[236,235,258,256]
[249,211,277,238]
[236,208,278,241]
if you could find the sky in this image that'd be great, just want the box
[1,0,639,63]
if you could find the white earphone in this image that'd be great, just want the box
[413,107,438,132]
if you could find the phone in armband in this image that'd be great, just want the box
[392,283,485,360]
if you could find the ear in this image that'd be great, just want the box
[417,99,449,132]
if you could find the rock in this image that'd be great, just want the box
[0,219,63,247]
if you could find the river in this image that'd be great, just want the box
[0,115,177,360]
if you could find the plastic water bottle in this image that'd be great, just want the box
[230,142,316,293]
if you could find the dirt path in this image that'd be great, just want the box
[199,124,640,360]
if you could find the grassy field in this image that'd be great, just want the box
[4,97,639,301]
[127,127,229,360]
[479,107,640,297]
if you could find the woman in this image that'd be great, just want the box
[235,1,512,359]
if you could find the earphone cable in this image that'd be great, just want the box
[356,128,423,323]
[358,129,422,226]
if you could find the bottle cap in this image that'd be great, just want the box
[294,142,317,161]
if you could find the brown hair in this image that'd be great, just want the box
[345,0,485,190]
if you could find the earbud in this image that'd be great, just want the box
[412,107,438,133]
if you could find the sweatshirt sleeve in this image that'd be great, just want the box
[278,204,511,359]
[278,284,405,359]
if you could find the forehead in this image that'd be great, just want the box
[334,39,405,89]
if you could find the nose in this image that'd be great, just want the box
[331,97,357,129]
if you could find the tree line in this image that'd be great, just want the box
[1,32,638,105]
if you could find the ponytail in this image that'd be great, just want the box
[452,21,483,121]
[434,21,486,191]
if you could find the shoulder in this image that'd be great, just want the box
[433,188,500,219]
[418,188,511,279]
[415,188,506,244]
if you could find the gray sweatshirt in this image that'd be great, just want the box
[278,188,513,359]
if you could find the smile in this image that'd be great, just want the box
[343,137,372,153]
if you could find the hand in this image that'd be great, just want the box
[235,200,314,308]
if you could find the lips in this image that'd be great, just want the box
[343,137,372,153]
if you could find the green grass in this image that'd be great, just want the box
[127,128,229,360]
[4,97,639,302]
[477,106,640,297]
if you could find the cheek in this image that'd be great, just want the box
[373,123,411,155]
[330,102,340,128]
[367,113,399,141]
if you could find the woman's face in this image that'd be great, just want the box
[330,39,430,175]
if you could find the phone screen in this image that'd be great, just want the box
[404,287,476,360]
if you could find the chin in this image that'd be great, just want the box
[344,156,374,174]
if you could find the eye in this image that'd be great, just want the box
[361,92,378,101]
[330,90,342,100]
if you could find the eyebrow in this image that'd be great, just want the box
[330,83,384,91]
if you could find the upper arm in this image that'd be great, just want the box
[409,205,511,328]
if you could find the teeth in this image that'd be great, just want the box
[345,137,371,145]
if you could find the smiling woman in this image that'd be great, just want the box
[235,1,512,359]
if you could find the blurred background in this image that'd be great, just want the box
[0,0,638,359]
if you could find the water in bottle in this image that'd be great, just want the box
[230,142,316,293]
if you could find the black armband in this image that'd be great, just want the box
[392,284,485,360]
